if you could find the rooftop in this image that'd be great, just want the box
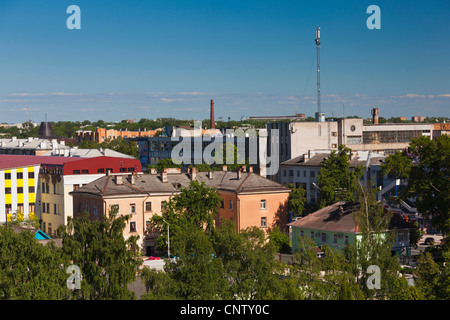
[0,154,80,170]
[71,170,290,197]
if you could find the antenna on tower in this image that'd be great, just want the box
[314,27,324,123]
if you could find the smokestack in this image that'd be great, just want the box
[210,99,215,129]
[371,107,379,124]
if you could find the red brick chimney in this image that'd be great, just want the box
[210,99,215,129]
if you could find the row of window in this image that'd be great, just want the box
[72,167,135,175]
[300,230,349,245]
[220,199,267,210]
[5,186,35,194]
[41,182,60,194]
[5,203,35,213]
[4,172,35,180]
[283,169,317,178]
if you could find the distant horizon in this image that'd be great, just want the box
[1,1,449,123]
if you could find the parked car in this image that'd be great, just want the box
[424,237,435,245]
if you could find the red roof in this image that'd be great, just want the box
[0,155,80,170]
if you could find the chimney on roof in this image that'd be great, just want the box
[210,99,215,130]
[129,174,135,185]
[161,172,168,183]
[222,165,227,172]
[116,175,123,185]
[208,171,213,180]
[241,165,247,173]
[149,167,157,175]
[190,167,197,181]
[237,169,242,180]
[248,165,253,173]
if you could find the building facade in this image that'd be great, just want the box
[71,167,290,255]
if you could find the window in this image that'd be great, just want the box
[332,144,338,148]
[73,170,80,175]
[289,170,294,177]
[128,167,135,172]
[120,168,127,172]
[17,187,23,194]
[48,223,52,236]
[229,200,233,210]
[344,235,349,245]
[28,172,34,179]
[303,171,306,177]
[43,202,46,213]
[146,221,151,232]
[4,173,11,180]
[97,168,105,174]
[46,203,50,214]
[29,203,35,213]
[5,188,11,194]
[29,186,35,193]
[17,172,23,179]
[54,204,58,215]
[261,217,267,228]
[321,233,327,242]
[260,200,267,210]
[347,136,362,145]
[130,204,136,214]
[333,234,338,244]
[220,199,224,209]
[130,222,137,233]
[310,171,315,178]
[81,170,89,174]
[310,231,314,239]
[85,203,89,212]
[53,183,57,194]
[145,202,152,212]
[77,202,82,213]
[331,132,337,137]
[93,204,98,215]
[297,170,300,177]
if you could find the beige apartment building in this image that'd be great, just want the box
[71,167,290,256]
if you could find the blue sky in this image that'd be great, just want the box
[0,0,449,123]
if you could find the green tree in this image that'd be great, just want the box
[268,226,291,254]
[0,226,71,300]
[163,222,227,300]
[382,135,450,236]
[287,183,306,217]
[150,180,220,254]
[58,210,141,300]
[317,145,363,208]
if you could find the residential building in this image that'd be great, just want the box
[39,156,142,236]
[0,155,80,225]
[288,201,414,258]
[280,150,388,204]
[70,167,290,255]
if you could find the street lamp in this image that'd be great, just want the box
[162,219,170,259]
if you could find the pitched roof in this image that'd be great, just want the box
[287,201,360,233]
[282,151,385,168]
[71,171,290,197]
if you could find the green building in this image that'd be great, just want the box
[288,201,413,257]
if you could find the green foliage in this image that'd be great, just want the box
[0,226,71,300]
[317,145,363,208]
[269,226,291,254]
[150,180,220,255]
[58,210,141,300]
[382,135,450,235]
[287,183,306,217]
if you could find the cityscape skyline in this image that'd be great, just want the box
[0,0,449,123]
